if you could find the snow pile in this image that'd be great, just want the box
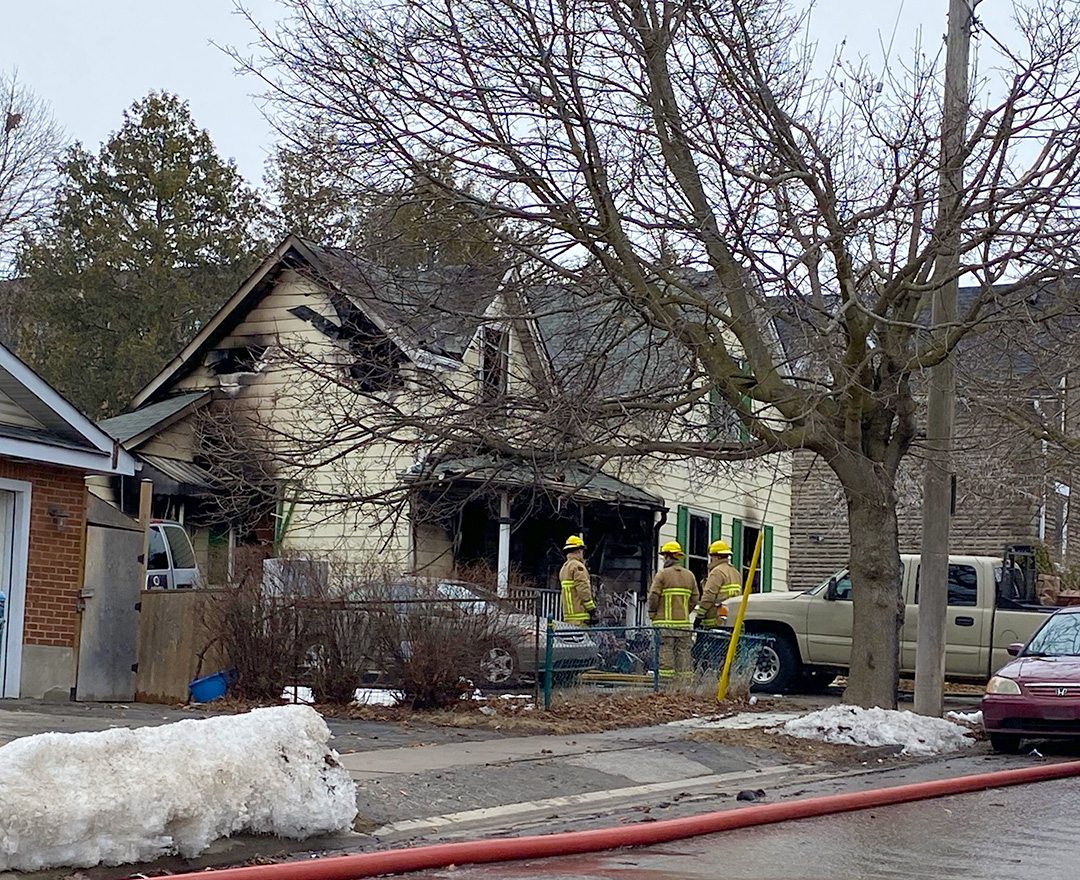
[282,686,402,706]
[946,710,983,726]
[0,705,357,872]
[777,706,976,756]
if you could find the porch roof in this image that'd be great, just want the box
[412,456,665,510]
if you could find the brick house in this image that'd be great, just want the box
[786,284,1078,591]
[0,343,135,698]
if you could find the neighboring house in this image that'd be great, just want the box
[0,342,136,698]
[98,236,789,606]
[786,283,1079,591]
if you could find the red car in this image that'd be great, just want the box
[982,605,1080,753]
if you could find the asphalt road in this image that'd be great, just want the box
[410,775,1080,880]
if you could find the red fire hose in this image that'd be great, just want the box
[157,759,1080,880]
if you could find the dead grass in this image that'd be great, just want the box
[331,689,754,734]
[689,725,908,765]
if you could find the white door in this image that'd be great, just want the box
[0,490,19,697]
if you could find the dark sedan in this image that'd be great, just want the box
[983,605,1080,752]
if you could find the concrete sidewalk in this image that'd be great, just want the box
[0,694,996,880]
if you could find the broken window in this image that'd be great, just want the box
[480,326,509,405]
[209,345,267,376]
[686,512,710,583]
[348,334,406,394]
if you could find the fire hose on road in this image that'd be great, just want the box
[157,759,1080,880]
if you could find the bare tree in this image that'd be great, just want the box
[0,71,62,277]
[231,0,1080,707]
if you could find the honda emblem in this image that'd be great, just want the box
[1057,687,1069,697]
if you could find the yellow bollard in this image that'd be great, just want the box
[717,530,765,703]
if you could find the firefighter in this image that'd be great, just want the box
[648,540,698,677]
[560,535,599,626]
[692,540,743,629]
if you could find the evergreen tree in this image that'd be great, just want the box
[18,92,263,416]
[266,130,507,270]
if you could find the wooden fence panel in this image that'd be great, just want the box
[134,589,227,704]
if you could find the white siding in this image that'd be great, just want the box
[0,389,43,430]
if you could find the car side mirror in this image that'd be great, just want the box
[1006,642,1025,656]
[825,577,839,601]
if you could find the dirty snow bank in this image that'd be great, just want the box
[0,705,357,872]
[283,685,402,706]
[777,706,976,756]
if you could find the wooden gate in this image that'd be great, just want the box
[134,589,226,703]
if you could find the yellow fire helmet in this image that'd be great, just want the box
[563,535,586,551]
[709,540,732,555]
[660,540,684,556]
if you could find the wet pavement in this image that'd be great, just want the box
[410,776,1080,879]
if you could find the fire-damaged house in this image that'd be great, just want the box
[96,236,789,608]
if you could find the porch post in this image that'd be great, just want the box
[497,492,510,597]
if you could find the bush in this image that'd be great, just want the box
[303,600,377,704]
[204,548,312,702]
[211,582,306,701]
[356,579,519,709]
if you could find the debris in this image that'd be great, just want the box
[736,789,767,802]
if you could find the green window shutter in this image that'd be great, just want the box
[710,513,722,543]
[762,525,774,592]
[676,505,689,552]
[730,518,743,569]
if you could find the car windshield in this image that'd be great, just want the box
[1025,613,1080,657]
[435,582,496,613]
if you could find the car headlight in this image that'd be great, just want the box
[986,676,1022,695]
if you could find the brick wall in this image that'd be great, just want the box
[789,431,1045,592]
[0,460,86,648]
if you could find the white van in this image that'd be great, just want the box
[145,520,200,589]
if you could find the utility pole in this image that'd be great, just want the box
[915,0,973,717]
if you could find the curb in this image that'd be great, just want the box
[153,759,1080,880]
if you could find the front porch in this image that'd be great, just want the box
[407,457,667,618]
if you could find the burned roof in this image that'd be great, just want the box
[408,455,665,509]
[300,242,504,361]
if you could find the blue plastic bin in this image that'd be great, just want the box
[188,671,229,703]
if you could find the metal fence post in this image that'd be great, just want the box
[652,626,660,692]
[544,616,554,711]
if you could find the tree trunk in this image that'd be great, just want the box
[841,469,904,709]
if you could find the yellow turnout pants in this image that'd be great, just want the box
[658,629,692,677]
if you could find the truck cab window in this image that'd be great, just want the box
[830,575,852,600]
[914,564,977,607]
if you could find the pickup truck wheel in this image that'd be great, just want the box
[750,634,801,693]
[989,733,1022,754]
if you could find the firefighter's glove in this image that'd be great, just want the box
[588,609,600,626]
[688,610,699,629]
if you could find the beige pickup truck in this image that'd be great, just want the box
[723,552,1063,692]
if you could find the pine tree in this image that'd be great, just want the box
[18,92,264,416]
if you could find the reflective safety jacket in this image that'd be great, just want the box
[559,557,596,624]
[648,564,698,628]
[696,559,742,627]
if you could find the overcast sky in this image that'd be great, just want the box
[0,1,1018,189]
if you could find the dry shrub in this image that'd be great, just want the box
[303,600,379,704]
[358,579,519,709]
[204,547,314,701]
